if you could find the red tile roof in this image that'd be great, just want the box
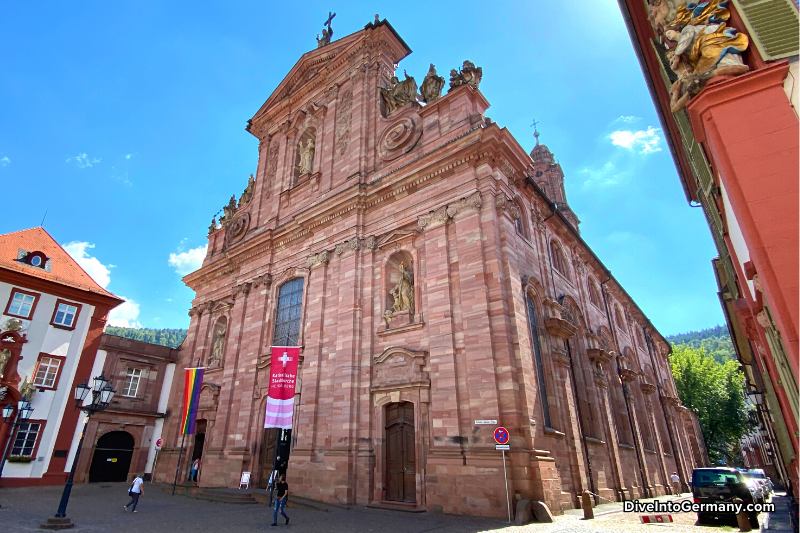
[0,227,121,300]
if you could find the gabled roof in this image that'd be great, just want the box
[249,19,411,127]
[0,227,121,301]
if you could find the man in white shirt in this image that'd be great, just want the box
[671,472,681,495]
[124,473,145,513]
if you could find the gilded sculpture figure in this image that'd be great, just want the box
[0,349,10,379]
[419,64,445,104]
[298,138,315,175]
[390,262,414,314]
[209,323,226,366]
[380,71,418,116]
[449,60,482,91]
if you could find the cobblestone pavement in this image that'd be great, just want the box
[0,483,768,533]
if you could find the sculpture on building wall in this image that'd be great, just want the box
[0,349,10,379]
[19,376,36,402]
[380,71,418,116]
[298,138,315,175]
[658,0,749,111]
[238,174,255,206]
[419,64,445,104]
[220,196,237,227]
[390,263,414,314]
[209,323,226,367]
[449,60,482,91]
[316,11,336,48]
[208,216,218,235]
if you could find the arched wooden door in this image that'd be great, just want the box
[385,402,416,503]
[89,431,135,482]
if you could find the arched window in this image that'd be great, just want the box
[550,240,570,280]
[526,292,552,428]
[588,278,602,308]
[273,278,304,346]
[615,305,627,333]
[513,200,529,239]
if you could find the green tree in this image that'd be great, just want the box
[104,326,188,348]
[669,343,752,464]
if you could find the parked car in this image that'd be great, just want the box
[692,468,759,528]
[747,469,773,496]
[743,476,765,504]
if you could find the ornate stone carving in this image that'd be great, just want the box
[495,194,521,220]
[298,138,315,175]
[208,217,218,235]
[371,347,429,392]
[209,323,226,368]
[2,319,23,332]
[380,71,418,116]
[620,368,638,383]
[379,112,423,161]
[417,192,482,230]
[500,159,515,179]
[419,63,445,104]
[225,212,250,247]
[0,349,10,380]
[335,89,353,155]
[306,250,331,268]
[19,376,36,402]
[449,60,482,91]
[265,140,279,197]
[389,262,414,315]
[251,274,272,288]
[232,282,251,300]
[755,309,771,330]
[238,174,255,207]
[219,196,237,227]
[334,236,377,256]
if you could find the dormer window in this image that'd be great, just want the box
[17,249,50,271]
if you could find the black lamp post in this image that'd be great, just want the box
[0,398,34,481]
[42,373,115,529]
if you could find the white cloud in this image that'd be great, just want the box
[63,242,111,288]
[168,244,207,275]
[66,153,101,168]
[580,161,630,189]
[108,297,142,328]
[614,116,639,124]
[125,154,132,160]
[0,156,9,166]
[110,166,132,186]
[609,127,662,154]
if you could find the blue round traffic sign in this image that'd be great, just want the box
[494,427,509,445]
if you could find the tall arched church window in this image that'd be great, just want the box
[615,305,627,333]
[273,278,304,346]
[526,293,552,428]
[550,240,571,281]
[588,278,602,308]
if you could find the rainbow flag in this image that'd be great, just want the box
[180,367,205,435]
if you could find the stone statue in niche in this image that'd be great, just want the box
[298,138,315,175]
[390,262,414,314]
[220,196,237,227]
[449,60,482,91]
[419,64,445,104]
[380,71,418,116]
[661,0,749,111]
[238,174,255,206]
[209,323,226,367]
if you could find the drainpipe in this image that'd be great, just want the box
[643,326,690,494]
[601,279,650,499]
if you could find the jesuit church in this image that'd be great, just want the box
[154,18,708,517]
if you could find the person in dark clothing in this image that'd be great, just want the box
[271,475,289,526]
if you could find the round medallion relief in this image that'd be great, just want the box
[226,212,250,246]
[379,113,422,161]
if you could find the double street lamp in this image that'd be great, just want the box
[44,373,115,528]
[0,398,35,481]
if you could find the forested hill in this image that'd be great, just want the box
[104,327,188,349]
[666,324,736,363]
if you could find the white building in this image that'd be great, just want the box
[0,227,122,486]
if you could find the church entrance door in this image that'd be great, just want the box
[385,402,416,503]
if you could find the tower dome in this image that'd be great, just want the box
[529,131,554,163]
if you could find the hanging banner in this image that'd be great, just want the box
[264,346,300,429]
[181,367,205,435]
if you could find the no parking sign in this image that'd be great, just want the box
[494,427,509,445]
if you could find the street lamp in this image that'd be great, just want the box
[747,389,764,406]
[0,399,34,481]
[42,374,116,529]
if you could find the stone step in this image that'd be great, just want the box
[191,490,260,505]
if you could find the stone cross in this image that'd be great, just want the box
[324,12,336,30]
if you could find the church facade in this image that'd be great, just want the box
[153,19,707,516]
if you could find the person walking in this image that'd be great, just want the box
[124,473,144,513]
[671,472,681,495]
[191,458,200,482]
[271,474,289,526]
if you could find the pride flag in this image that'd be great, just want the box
[180,367,205,435]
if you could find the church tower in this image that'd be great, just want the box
[529,130,580,231]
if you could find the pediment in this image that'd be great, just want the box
[377,228,421,249]
[211,300,233,314]
[248,20,411,135]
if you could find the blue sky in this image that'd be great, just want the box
[0,1,724,335]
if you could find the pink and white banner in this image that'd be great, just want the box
[264,346,300,429]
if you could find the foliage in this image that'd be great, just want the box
[669,343,753,464]
[666,324,736,364]
[105,326,188,348]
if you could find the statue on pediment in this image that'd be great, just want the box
[298,138,315,175]
[449,60,482,91]
[238,174,255,206]
[316,12,336,48]
[208,217,218,235]
[419,64,445,104]
[380,71,418,116]
[220,196,237,227]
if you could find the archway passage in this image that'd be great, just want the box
[89,431,135,482]
[385,402,416,503]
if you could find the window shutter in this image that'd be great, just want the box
[733,0,799,60]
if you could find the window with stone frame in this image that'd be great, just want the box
[549,240,571,281]
[33,354,65,390]
[11,422,42,458]
[273,277,304,347]
[526,292,552,429]
[513,200,529,239]
[587,278,602,308]
[122,367,144,397]
[614,305,627,333]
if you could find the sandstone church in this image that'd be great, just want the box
[153,18,708,517]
